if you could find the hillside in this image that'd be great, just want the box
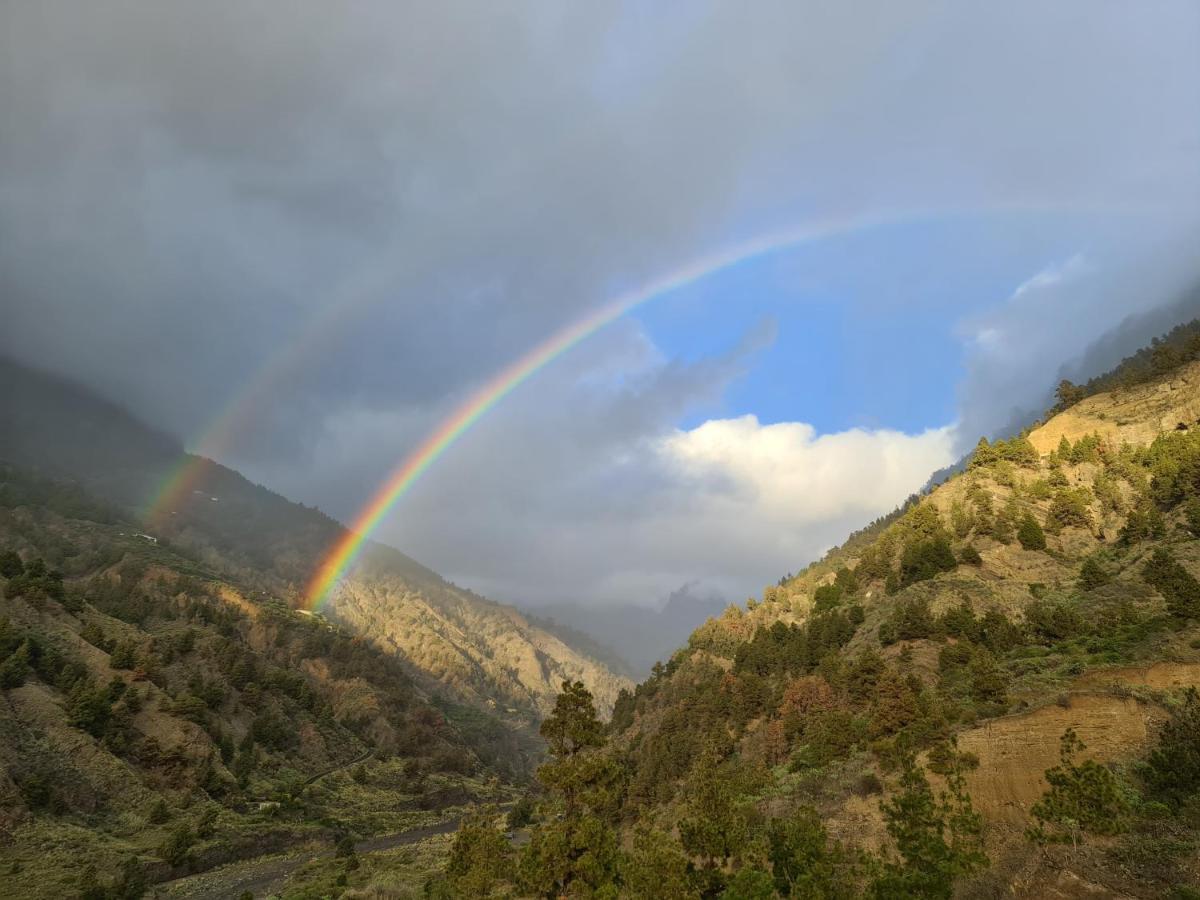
[326,564,630,719]
[0,462,529,898]
[431,328,1200,898]
[0,358,631,722]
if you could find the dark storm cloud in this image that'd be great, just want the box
[2,2,1198,606]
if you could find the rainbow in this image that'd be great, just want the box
[144,202,1083,606]
[303,208,934,608]
[143,265,396,523]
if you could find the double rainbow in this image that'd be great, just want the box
[144,204,1067,609]
[301,209,920,608]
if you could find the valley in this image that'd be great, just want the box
[3,322,1200,897]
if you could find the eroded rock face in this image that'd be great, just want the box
[956,693,1156,826]
[1030,360,1200,454]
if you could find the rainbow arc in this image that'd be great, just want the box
[302,210,920,608]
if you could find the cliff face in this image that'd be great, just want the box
[1029,359,1200,454]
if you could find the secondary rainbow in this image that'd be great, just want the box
[143,264,401,523]
[302,209,935,608]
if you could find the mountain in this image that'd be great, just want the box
[432,324,1200,899]
[0,358,631,723]
[0,460,527,898]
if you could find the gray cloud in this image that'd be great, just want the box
[954,229,1200,452]
[2,2,1198,607]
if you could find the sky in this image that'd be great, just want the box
[2,1,1199,610]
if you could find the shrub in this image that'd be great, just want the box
[899,537,957,587]
[147,797,171,825]
[978,609,1023,653]
[1047,489,1094,531]
[968,651,1008,706]
[159,824,195,867]
[958,545,983,566]
[1185,497,1200,536]
[0,551,22,579]
[0,642,30,689]
[1025,599,1084,643]
[1078,555,1111,591]
[1017,513,1046,550]
[1142,548,1200,620]
[67,679,113,738]
[507,794,536,829]
[1026,479,1052,501]
[939,601,981,643]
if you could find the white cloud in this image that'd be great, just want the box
[662,416,955,522]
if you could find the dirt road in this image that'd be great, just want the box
[155,816,463,899]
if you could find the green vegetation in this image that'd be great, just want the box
[0,462,525,898]
[870,745,986,899]
[436,680,990,898]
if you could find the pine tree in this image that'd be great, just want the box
[1077,555,1110,591]
[0,641,31,689]
[620,827,699,899]
[766,806,852,898]
[517,681,624,898]
[969,437,997,469]
[1143,548,1200,620]
[1027,729,1130,847]
[429,807,514,898]
[870,746,986,899]
[1017,513,1046,551]
[678,741,754,889]
[1143,687,1200,808]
